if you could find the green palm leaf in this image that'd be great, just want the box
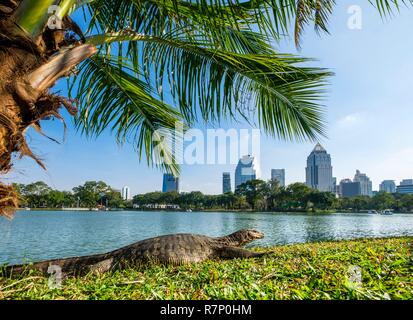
[84,30,331,140]
[73,55,183,175]
[294,0,413,48]
[370,0,413,17]
[141,33,330,140]
[85,0,292,38]
[68,1,333,174]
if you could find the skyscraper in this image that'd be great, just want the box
[305,143,334,192]
[162,174,179,193]
[379,180,396,193]
[339,179,361,198]
[396,179,413,194]
[399,179,413,185]
[121,186,131,200]
[222,172,231,193]
[235,155,258,190]
[332,177,338,195]
[271,169,285,187]
[354,170,373,197]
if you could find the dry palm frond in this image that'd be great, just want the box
[0,183,18,219]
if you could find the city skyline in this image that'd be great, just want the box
[165,145,411,196]
[9,142,413,196]
[10,144,413,197]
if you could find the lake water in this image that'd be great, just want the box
[0,210,412,265]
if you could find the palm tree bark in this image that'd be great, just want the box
[0,3,96,216]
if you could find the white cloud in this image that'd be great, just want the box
[337,113,363,128]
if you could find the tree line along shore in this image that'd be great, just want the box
[13,180,413,213]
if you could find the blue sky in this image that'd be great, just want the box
[5,1,413,195]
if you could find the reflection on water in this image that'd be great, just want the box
[0,211,412,265]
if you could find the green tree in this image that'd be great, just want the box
[105,190,124,208]
[61,191,76,208]
[47,190,66,208]
[351,196,372,212]
[21,181,52,208]
[178,192,205,209]
[235,179,269,210]
[143,192,164,205]
[73,181,110,208]
[233,195,250,210]
[371,192,395,210]
[399,195,413,212]
[160,192,180,205]
[266,180,283,210]
[307,191,337,211]
[283,183,313,210]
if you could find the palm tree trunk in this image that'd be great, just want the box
[0,1,96,216]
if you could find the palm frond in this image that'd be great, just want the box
[294,0,413,48]
[294,0,335,49]
[313,0,335,35]
[85,0,297,42]
[83,30,331,141]
[143,32,331,140]
[370,0,413,17]
[73,55,184,175]
[72,0,333,173]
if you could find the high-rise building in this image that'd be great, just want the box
[162,174,179,193]
[339,179,361,198]
[121,186,131,200]
[354,170,373,197]
[400,179,413,185]
[305,143,334,192]
[332,177,338,195]
[396,179,413,194]
[235,155,258,190]
[222,172,231,193]
[271,169,285,187]
[379,180,396,193]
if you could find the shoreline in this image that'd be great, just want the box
[16,208,413,214]
[1,236,411,300]
[2,234,412,267]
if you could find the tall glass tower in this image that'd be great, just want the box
[222,172,231,193]
[235,155,258,190]
[305,143,334,192]
[162,174,179,193]
[271,169,285,187]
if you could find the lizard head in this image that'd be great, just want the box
[242,229,264,241]
[227,229,264,246]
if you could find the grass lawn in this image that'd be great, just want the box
[0,237,412,300]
